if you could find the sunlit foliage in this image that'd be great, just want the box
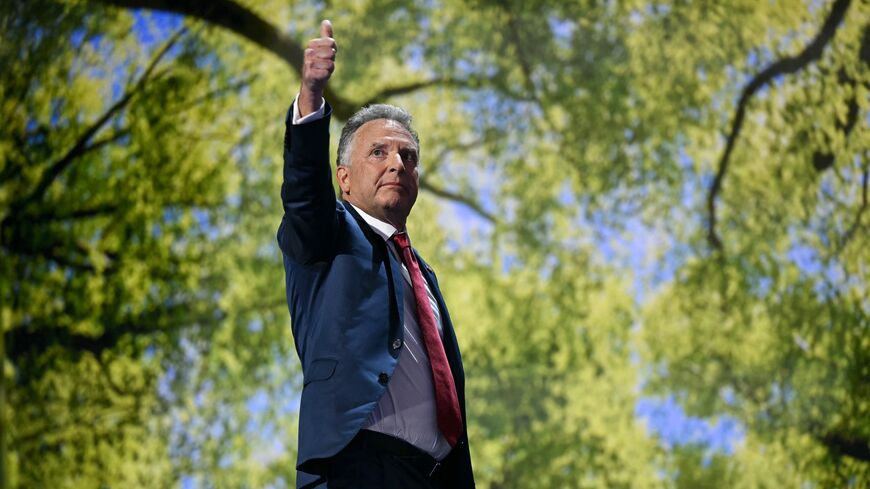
[1,0,866,487]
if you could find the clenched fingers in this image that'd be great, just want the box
[305,42,336,61]
[300,19,337,95]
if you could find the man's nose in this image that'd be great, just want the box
[387,152,405,172]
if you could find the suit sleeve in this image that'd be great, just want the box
[276,101,338,264]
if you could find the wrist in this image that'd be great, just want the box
[297,86,324,118]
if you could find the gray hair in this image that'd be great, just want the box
[337,104,420,167]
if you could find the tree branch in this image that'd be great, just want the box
[813,24,869,172]
[13,244,97,272]
[7,29,183,216]
[6,284,287,374]
[92,0,359,119]
[177,74,258,112]
[501,8,562,135]
[419,179,496,223]
[818,431,870,463]
[706,0,853,251]
[357,77,479,108]
[10,203,120,224]
[6,301,220,367]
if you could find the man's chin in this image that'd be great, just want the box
[378,199,414,218]
[378,194,411,208]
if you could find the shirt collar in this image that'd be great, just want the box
[349,203,399,242]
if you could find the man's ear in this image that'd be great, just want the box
[336,165,351,195]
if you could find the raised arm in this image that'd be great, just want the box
[277,20,339,264]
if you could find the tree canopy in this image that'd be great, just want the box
[1,0,867,487]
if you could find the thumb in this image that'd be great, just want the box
[320,19,333,38]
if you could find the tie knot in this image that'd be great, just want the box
[391,232,411,250]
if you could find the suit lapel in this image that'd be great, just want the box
[342,201,386,257]
[343,201,404,356]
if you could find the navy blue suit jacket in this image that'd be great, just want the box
[277,103,474,487]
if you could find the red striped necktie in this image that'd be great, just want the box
[390,231,463,446]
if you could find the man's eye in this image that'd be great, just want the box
[372,148,384,157]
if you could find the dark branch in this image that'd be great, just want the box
[502,9,538,101]
[16,244,97,272]
[706,0,853,250]
[357,77,478,108]
[92,0,358,119]
[812,93,861,172]
[501,8,563,136]
[85,127,131,152]
[5,295,288,378]
[813,25,870,171]
[6,302,218,366]
[12,203,120,224]
[818,431,870,463]
[178,75,258,112]
[419,179,496,223]
[2,133,36,184]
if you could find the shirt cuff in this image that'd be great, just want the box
[292,93,326,125]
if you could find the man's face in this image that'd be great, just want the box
[337,119,419,227]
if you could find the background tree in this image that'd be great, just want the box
[2,0,867,487]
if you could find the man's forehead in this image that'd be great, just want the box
[357,119,416,144]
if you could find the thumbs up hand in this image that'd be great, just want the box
[299,20,337,116]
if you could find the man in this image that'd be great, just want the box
[277,20,475,489]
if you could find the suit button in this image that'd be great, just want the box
[392,339,402,350]
[378,373,389,385]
